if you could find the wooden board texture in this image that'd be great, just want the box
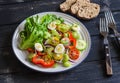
[0,0,120,83]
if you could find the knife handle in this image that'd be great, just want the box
[104,44,113,75]
[115,35,120,46]
[114,30,120,47]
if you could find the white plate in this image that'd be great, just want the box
[12,12,91,73]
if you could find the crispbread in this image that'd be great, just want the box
[77,3,100,19]
[70,0,90,14]
[60,0,100,20]
[60,0,77,12]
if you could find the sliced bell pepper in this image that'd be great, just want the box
[68,32,76,49]
[32,54,55,68]
[68,32,74,40]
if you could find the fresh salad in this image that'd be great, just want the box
[19,14,87,68]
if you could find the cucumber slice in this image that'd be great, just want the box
[76,40,87,51]
[72,32,82,39]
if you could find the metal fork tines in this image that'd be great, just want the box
[100,18,113,75]
[105,10,120,46]
[100,18,109,43]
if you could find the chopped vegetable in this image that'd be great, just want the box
[50,37,60,46]
[28,53,36,61]
[46,47,54,55]
[62,54,69,63]
[72,32,81,39]
[53,54,63,61]
[48,21,57,30]
[68,32,77,49]
[51,30,61,38]
[44,39,51,45]
[64,33,69,37]
[19,14,87,68]
[76,40,87,51]
[19,14,58,49]
[53,63,58,68]
[57,24,71,33]
[44,32,51,39]
[37,51,46,56]
[54,44,65,54]
[53,20,61,24]
[32,54,55,68]
[27,48,35,53]
[61,37,70,46]
[63,61,71,67]
[34,43,43,52]
[69,48,80,60]
[71,23,80,31]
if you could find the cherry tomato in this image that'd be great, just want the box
[69,48,80,60]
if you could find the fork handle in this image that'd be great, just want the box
[104,44,113,75]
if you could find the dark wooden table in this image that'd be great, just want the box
[0,0,120,83]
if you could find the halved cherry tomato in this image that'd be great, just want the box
[32,55,55,68]
[69,48,80,60]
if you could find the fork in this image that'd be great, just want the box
[100,18,113,75]
[105,10,120,46]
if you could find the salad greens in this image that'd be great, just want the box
[19,14,87,68]
[19,14,63,49]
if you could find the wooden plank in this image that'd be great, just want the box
[0,0,36,4]
[0,59,120,83]
[0,0,120,25]
[0,0,64,25]
[0,24,18,48]
[0,0,120,82]
[0,0,64,5]
[0,0,120,75]
[0,46,32,74]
